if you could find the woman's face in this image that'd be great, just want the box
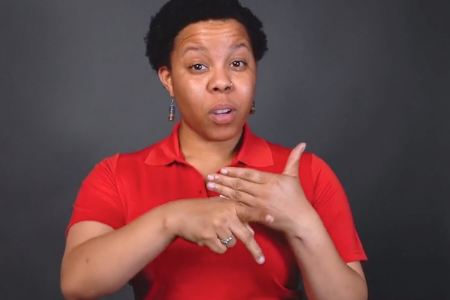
[158,19,257,142]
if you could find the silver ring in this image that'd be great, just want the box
[220,236,233,245]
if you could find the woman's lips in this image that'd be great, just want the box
[208,103,237,125]
[209,109,236,125]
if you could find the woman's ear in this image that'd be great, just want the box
[158,66,174,97]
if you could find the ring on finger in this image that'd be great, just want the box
[220,235,233,245]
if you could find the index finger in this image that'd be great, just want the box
[230,220,265,264]
[219,167,270,184]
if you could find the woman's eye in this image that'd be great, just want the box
[190,64,206,71]
[231,61,246,68]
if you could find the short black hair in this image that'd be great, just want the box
[144,0,268,72]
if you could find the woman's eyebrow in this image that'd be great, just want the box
[229,42,250,52]
[182,45,208,56]
[182,42,250,56]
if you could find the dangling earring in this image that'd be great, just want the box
[168,98,175,121]
[250,101,255,115]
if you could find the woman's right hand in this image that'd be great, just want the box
[162,197,272,264]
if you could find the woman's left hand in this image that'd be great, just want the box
[206,143,318,234]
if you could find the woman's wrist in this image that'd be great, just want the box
[157,201,182,240]
[285,207,325,241]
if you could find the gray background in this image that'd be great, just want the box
[1,1,449,299]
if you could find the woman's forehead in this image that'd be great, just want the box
[173,19,251,52]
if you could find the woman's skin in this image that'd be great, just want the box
[60,19,367,300]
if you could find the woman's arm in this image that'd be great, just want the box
[61,198,268,300]
[61,205,174,300]
[286,215,367,300]
[62,155,268,300]
[205,145,368,300]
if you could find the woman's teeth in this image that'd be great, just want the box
[213,109,231,115]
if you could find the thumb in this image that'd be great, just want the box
[236,203,274,224]
[283,142,306,177]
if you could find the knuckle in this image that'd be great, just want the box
[260,173,268,182]
[231,190,242,200]
[212,215,228,228]
[232,179,243,189]
[241,230,254,245]
[242,170,253,180]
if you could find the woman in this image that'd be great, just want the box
[60,0,368,299]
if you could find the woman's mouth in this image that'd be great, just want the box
[213,109,232,115]
[209,107,236,125]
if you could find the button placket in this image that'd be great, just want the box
[198,172,208,197]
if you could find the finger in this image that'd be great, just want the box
[245,223,255,235]
[229,219,265,264]
[206,182,255,203]
[199,231,228,254]
[235,202,274,224]
[218,167,269,184]
[206,239,228,255]
[207,173,260,196]
[216,228,237,249]
[283,142,306,177]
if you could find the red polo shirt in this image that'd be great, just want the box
[67,122,367,300]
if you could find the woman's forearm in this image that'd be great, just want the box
[61,205,174,300]
[287,216,368,300]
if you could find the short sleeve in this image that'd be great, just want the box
[66,154,126,237]
[310,154,367,263]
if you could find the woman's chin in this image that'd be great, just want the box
[203,124,245,142]
[180,117,246,142]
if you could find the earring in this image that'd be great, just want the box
[168,98,175,121]
[250,101,255,115]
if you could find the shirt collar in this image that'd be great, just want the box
[144,122,273,167]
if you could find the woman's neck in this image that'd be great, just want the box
[178,122,243,165]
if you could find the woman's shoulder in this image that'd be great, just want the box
[95,136,171,173]
[263,139,316,165]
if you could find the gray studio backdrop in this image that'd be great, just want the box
[1,1,449,300]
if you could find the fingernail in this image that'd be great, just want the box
[265,215,274,223]
[207,174,214,181]
[206,182,215,189]
[220,168,228,175]
[257,255,265,264]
